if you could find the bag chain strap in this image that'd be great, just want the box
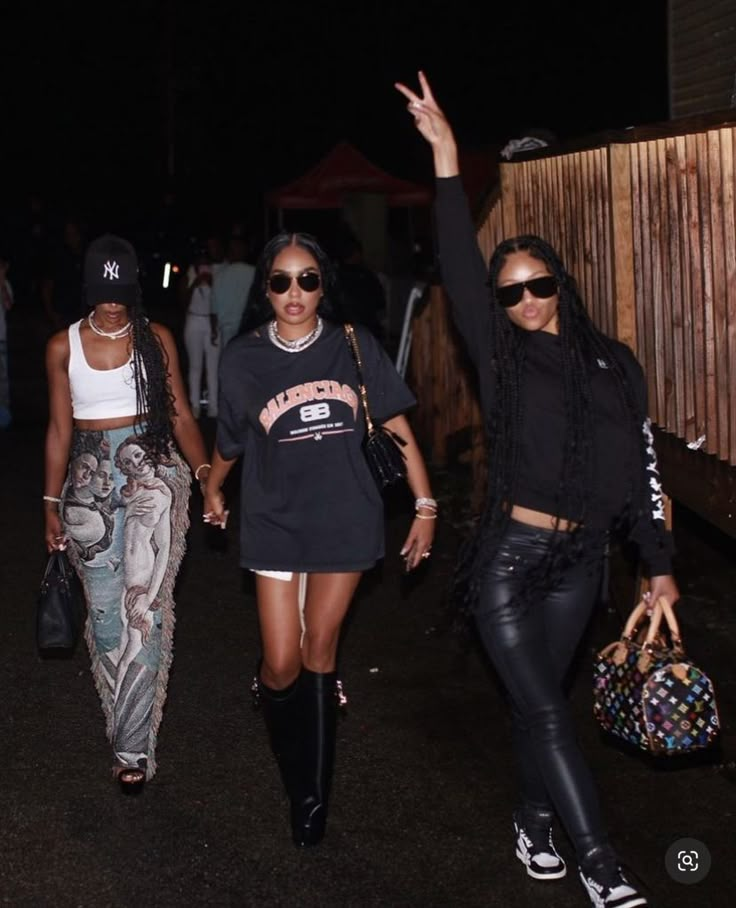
[344,324,375,434]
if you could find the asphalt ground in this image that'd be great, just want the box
[2,306,735,907]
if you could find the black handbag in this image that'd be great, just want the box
[344,323,408,489]
[37,550,85,650]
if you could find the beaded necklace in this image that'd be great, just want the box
[88,313,132,340]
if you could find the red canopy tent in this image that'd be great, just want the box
[266,140,432,214]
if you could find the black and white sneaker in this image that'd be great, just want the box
[578,848,647,908]
[513,809,567,880]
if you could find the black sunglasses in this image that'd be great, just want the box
[268,271,321,294]
[494,275,558,308]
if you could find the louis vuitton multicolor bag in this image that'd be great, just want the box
[593,598,719,756]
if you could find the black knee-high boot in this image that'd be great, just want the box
[291,668,338,848]
[258,675,302,808]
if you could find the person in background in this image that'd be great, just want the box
[40,218,85,330]
[204,231,435,848]
[183,251,219,419]
[9,192,50,314]
[43,233,210,794]
[334,231,387,342]
[211,234,255,347]
[396,72,678,908]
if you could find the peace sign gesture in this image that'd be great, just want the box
[394,71,459,177]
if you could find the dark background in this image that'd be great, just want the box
[1,0,669,236]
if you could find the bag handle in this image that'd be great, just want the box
[42,550,66,583]
[344,323,375,434]
[622,596,684,654]
[599,595,684,669]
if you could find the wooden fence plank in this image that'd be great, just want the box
[500,164,517,238]
[675,133,696,443]
[665,137,685,437]
[705,131,722,456]
[655,138,675,432]
[648,140,667,425]
[609,145,637,350]
[687,132,707,441]
[718,128,736,462]
[636,145,653,395]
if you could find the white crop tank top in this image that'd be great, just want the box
[68,319,140,419]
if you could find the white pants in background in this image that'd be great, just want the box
[183,314,219,417]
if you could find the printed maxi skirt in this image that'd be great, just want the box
[61,426,191,779]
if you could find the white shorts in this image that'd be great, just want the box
[252,569,294,581]
[251,571,308,635]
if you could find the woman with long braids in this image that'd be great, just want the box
[203,231,435,847]
[44,234,211,794]
[396,74,678,908]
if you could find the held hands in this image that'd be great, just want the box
[203,486,229,530]
[394,71,458,175]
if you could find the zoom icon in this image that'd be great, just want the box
[665,838,711,884]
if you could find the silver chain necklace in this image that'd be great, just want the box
[88,313,132,340]
[268,316,323,353]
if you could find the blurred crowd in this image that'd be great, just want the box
[0,188,431,429]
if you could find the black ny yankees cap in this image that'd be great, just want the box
[84,233,140,308]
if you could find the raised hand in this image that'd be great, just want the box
[394,70,459,176]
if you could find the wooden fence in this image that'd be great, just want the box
[409,115,736,534]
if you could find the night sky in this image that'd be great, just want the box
[2,0,668,231]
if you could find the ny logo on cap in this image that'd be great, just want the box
[103,260,120,280]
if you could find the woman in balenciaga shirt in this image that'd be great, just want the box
[204,231,435,848]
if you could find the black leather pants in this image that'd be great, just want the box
[474,519,608,859]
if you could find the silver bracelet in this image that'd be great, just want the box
[415,497,437,510]
[43,495,62,503]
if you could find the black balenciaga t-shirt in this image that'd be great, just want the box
[217,321,416,571]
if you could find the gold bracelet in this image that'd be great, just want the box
[414,513,437,520]
[194,463,211,481]
[43,495,62,503]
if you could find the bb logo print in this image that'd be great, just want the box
[665,838,711,884]
[103,260,120,280]
[300,403,330,423]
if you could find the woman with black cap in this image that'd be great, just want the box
[43,233,210,793]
